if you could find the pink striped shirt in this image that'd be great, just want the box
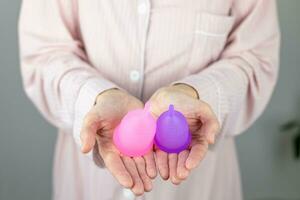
[19,0,280,199]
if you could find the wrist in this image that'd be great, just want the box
[172,83,199,99]
[95,88,121,104]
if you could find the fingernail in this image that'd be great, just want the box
[133,188,144,196]
[145,181,153,192]
[149,169,157,179]
[209,134,215,144]
[171,177,181,185]
[178,170,188,179]
[162,173,169,180]
[121,178,133,189]
[186,160,195,170]
[81,145,87,153]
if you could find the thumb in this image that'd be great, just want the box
[81,129,96,153]
[196,101,220,144]
[145,99,164,119]
[80,113,101,153]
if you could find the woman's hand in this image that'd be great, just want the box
[80,89,157,196]
[148,84,220,185]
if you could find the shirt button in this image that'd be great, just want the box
[137,3,147,15]
[130,70,140,82]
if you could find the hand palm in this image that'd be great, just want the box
[149,86,219,184]
[81,90,156,196]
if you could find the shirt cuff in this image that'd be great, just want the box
[73,77,118,167]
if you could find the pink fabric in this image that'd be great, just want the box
[19,0,280,199]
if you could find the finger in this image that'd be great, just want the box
[177,150,190,180]
[80,111,102,153]
[122,157,144,196]
[185,139,208,170]
[155,149,169,180]
[196,101,220,144]
[133,157,153,192]
[143,151,157,179]
[168,154,181,185]
[102,152,133,188]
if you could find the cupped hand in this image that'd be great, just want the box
[148,84,220,185]
[80,89,157,196]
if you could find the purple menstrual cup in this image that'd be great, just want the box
[154,104,191,153]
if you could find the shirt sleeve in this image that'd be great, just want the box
[174,0,280,137]
[19,0,118,163]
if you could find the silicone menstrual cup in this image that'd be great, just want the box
[113,103,156,157]
[155,104,191,153]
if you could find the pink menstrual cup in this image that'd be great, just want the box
[155,104,191,153]
[113,103,156,157]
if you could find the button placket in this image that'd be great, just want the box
[136,0,151,98]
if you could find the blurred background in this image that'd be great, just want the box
[0,0,300,200]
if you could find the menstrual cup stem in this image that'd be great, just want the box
[168,104,175,116]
